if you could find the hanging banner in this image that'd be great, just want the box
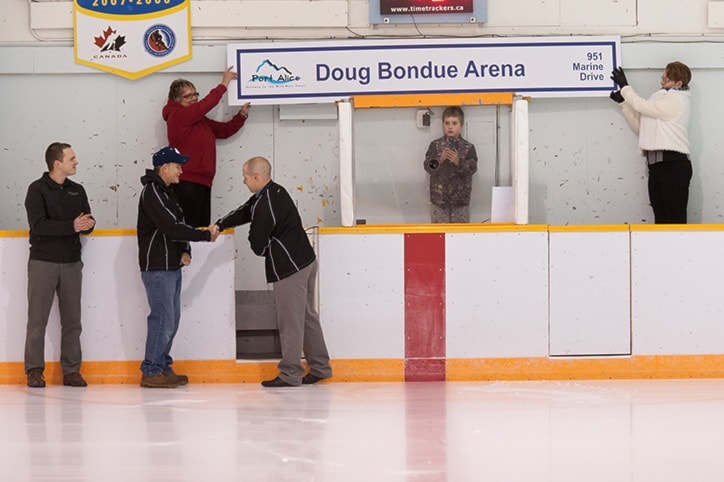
[73,0,191,80]
[228,36,620,105]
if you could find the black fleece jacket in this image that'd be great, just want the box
[216,180,315,283]
[137,169,211,271]
[25,172,94,263]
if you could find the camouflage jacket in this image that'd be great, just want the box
[423,135,478,206]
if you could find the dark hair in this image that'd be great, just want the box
[168,78,195,101]
[666,61,692,89]
[442,106,465,124]
[45,142,71,171]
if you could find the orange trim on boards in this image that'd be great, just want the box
[0,359,406,385]
[3,356,724,385]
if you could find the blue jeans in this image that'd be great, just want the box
[140,269,182,376]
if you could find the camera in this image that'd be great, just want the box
[429,159,439,169]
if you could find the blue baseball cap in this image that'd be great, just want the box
[153,147,189,167]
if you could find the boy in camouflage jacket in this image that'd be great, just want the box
[423,106,478,223]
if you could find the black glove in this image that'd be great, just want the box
[610,66,628,88]
[609,90,624,103]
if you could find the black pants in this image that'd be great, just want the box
[647,160,692,224]
[171,180,211,227]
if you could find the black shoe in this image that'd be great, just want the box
[261,376,296,387]
[27,369,45,388]
[302,374,326,385]
[63,372,88,387]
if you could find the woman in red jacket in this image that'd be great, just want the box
[163,67,251,226]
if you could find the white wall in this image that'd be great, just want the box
[10,1,724,41]
[3,43,721,228]
[3,0,724,291]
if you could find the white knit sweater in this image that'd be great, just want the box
[620,84,691,155]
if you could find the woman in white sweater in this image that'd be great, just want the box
[610,61,692,224]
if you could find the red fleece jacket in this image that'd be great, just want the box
[162,84,247,187]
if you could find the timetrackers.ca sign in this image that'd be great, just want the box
[228,37,620,105]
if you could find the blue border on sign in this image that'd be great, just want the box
[234,40,618,100]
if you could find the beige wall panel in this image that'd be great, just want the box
[487,0,560,27]
[560,0,636,27]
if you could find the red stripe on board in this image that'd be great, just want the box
[404,233,445,382]
[405,358,446,382]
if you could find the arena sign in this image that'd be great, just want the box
[74,0,191,80]
[228,36,620,105]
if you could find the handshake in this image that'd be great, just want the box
[205,224,222,242]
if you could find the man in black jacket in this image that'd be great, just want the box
[215,156,332,387]
[137,146,218,388]
[24,142,95,388]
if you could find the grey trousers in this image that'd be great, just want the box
[272,260,332,386]
[25,259,83,375]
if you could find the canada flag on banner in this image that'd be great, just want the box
[73,0,191,80]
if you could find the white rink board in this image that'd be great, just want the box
[445,231,549,358]
[0,234,235,362]
[549,230,631,356]
[6,228,724,365]
[632,230,724,355]
[319,234,405,359]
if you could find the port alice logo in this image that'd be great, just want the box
[250,59,301,84]
[143,24,176,58]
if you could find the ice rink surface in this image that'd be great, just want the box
[3,379,724,481]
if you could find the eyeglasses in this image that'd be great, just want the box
[181,92,199,99]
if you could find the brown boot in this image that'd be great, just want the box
[63,372,88,387]
[27,369,45,388]
[140,372,179,388]
[166,369,188,386]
